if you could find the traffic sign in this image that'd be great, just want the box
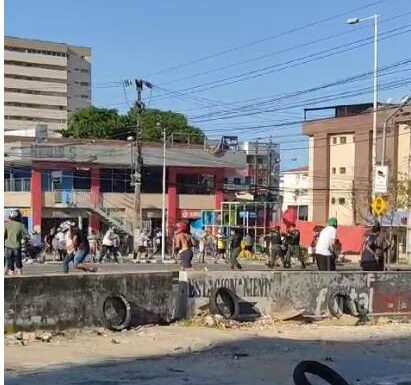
[371,196,387,216]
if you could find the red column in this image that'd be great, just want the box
[89,168,101,232]
[167,167,177,235]
[214,169,225,210]
[31,168,42,230]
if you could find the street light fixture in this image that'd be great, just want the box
[346,14,380,198]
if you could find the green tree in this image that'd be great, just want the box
[63,106,204,143]
[124,108,204,143]
[62,106,126,139]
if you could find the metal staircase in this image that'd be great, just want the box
[67,190,134,236]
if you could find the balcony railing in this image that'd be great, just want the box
[5,178,31,192]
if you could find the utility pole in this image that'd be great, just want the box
[254,139,259,199]
[131,79,152,255]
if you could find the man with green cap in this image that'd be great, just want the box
[315,217,338,271]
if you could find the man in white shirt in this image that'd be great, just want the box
[315,217,338,271]
[99,228,115,263]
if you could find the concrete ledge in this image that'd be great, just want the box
[5,272,177,331]
[179,271,411,318]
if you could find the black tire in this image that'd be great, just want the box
[209,287,239,319]
[293,360,350,385]
[103,294,132,331]
[327,290,355,318]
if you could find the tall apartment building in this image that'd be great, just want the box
[303,103,410,226]
[4,36,91,137]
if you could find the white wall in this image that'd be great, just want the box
[280,170,309,218]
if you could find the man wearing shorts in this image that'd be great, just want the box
[4,209,26,276]
[174,222,194,270]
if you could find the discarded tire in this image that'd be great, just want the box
[102,294,132,331]
[327,290,356,318]
[293,360,349,385]
[209,287,239,319]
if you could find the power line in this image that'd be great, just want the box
[144,0,388,78]
[157,10,411,87]
[152,24,411,99]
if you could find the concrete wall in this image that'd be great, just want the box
[5,272,177,331]
[179,271,411,319]
[4,192,31,207]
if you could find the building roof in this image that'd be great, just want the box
[5,36,91,56]
[4,136,247,169]
[281,166,309,174]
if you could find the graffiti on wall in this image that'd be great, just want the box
[188,277,273,298]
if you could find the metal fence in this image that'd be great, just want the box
[4,178,31,192]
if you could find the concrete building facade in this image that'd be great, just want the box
[303,103,409,227]
[4,36,91,137]
[4,136,248,237]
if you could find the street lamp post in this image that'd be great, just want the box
[347,14,379,198]
[160,124,167,263]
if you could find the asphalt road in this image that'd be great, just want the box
[18,257,376,276]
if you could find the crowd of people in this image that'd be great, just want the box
[173,217,397,272]
[4,209,399,275]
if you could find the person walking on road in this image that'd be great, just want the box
[4,209,26,276]
[100,227,115,263]
[215,231,226,264]
[63,225,96,273]
[111,228,121,263]
[360,221,388,271]
[174,222,194,270]
[267,226,283,268]
[315,217,338,271]
[229,230,243,270]
[285,224,304,268]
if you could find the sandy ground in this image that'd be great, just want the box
[5,320,411,385]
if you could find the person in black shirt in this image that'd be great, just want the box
[229,230,242,270]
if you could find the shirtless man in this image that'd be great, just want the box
[174,222,194,270]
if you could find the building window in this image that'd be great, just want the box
[340,136,347,144]
[339,167,346,174]
[332,137,337,144]
[338,197,346,205]
[73,170,91,190]
[331,197,336,204]
[141,166,162,193]
[80,69,89,73]
[176,173,215,195]
[332,167,336,174]
[80,82,89,86]
[257,157,263,164]
[233,178,241,185]
[245,176,251,185]
[298,205,308,221]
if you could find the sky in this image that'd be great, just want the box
[5,0,411,170]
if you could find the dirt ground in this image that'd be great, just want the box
[5,319,411,385]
